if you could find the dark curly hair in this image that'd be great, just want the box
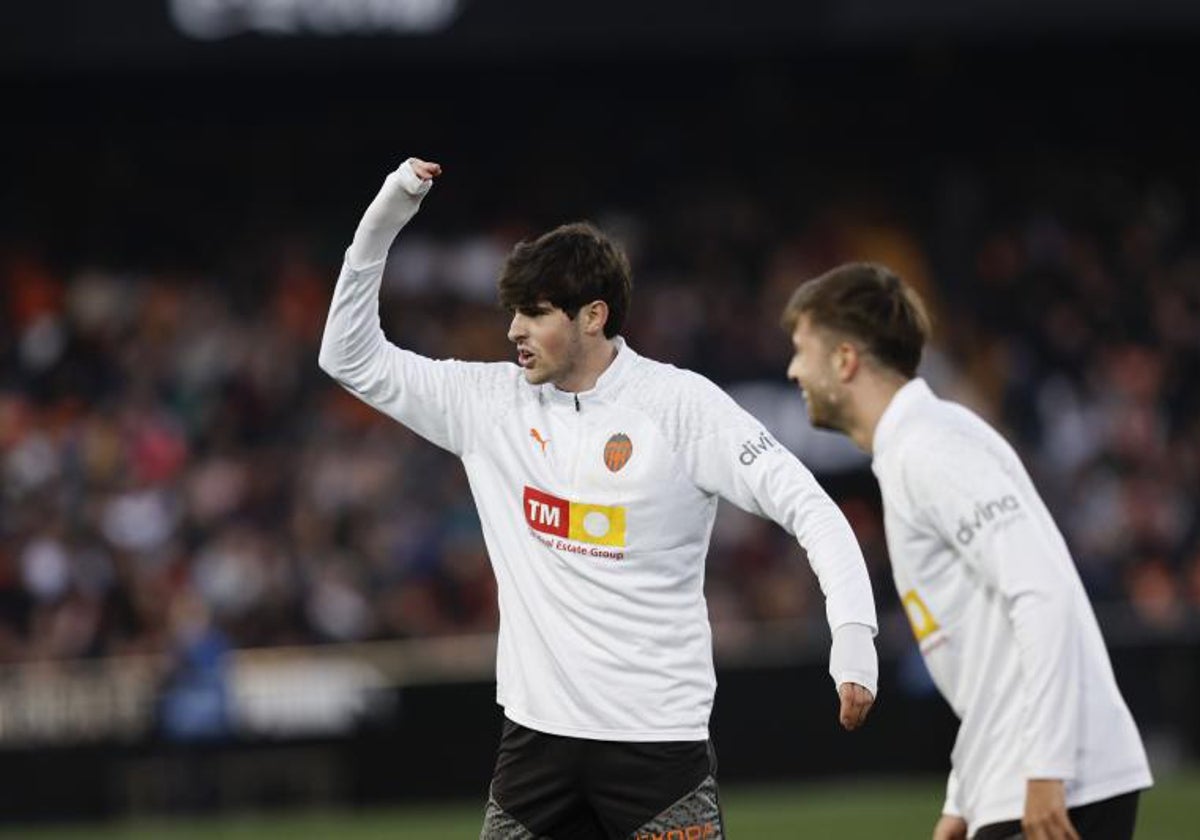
[497,222,632,339]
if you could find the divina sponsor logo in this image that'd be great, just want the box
[955,495,1021,545]
[737,430,778,465]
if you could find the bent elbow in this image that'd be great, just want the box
[317,340,344,381]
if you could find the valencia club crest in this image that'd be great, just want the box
[604,433,633,472]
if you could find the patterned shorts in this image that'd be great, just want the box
[480,718,725,839]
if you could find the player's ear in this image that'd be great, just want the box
[581,300,609,337]
[834,340,861,382]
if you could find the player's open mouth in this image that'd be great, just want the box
[518,349,535,368]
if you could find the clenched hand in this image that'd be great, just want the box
[838,682,874,731]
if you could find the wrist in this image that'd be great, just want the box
[829,622,878,696]
[392,158,433,198]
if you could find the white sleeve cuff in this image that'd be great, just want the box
[942,770,962,817]
[394,158,433,197]
[829,622,878,697]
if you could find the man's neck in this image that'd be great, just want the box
[846,372,909,454]
[555,339,619,393]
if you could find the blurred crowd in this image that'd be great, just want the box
[2,158,1198,664]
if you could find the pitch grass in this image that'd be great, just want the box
[2,772,1195,838]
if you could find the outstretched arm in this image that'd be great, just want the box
[723,425,879,726]
[320,157,442,390]
[346,157,442,269]
[320,158,494,457]
[682,383,879,728]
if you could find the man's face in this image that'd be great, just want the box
[787,313,848,432]
[508,302,584,386]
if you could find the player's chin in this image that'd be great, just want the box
[812,415,836,432]
[809,407,836,432]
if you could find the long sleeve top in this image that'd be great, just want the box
[318,162,878,740]
[872,378,1152,833]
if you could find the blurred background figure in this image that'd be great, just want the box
[158,590,232,743]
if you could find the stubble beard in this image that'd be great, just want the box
[806,386,850,435]
[525,328,584,389]
[523,363,551,385]
[549,329,585,390]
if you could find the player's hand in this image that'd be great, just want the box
[1022,779,1080,839]
[407,157,442,181]
[837,681,874,730]
[931,814,967,840]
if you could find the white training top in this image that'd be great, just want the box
[872,378,1152,833]
[318,162,879,742]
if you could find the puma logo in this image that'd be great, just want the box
[530,428,550,454]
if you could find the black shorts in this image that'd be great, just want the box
[972,790,1141,840]
[481,718,725,839]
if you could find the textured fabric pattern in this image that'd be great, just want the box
[628,775,723,840]
[481,795,543,840]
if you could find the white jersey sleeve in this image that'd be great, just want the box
[902,432,1082,779]
[675,375,878,681]
[943,769,963,818]
[319,162,507,457]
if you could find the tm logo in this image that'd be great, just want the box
[738,431,778,466]
[523,486,626,546]
[956,495,1021,546]
[527,494,564,533]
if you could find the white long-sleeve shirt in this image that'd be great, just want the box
[318,163,878,741]
[872,378,1152,834]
